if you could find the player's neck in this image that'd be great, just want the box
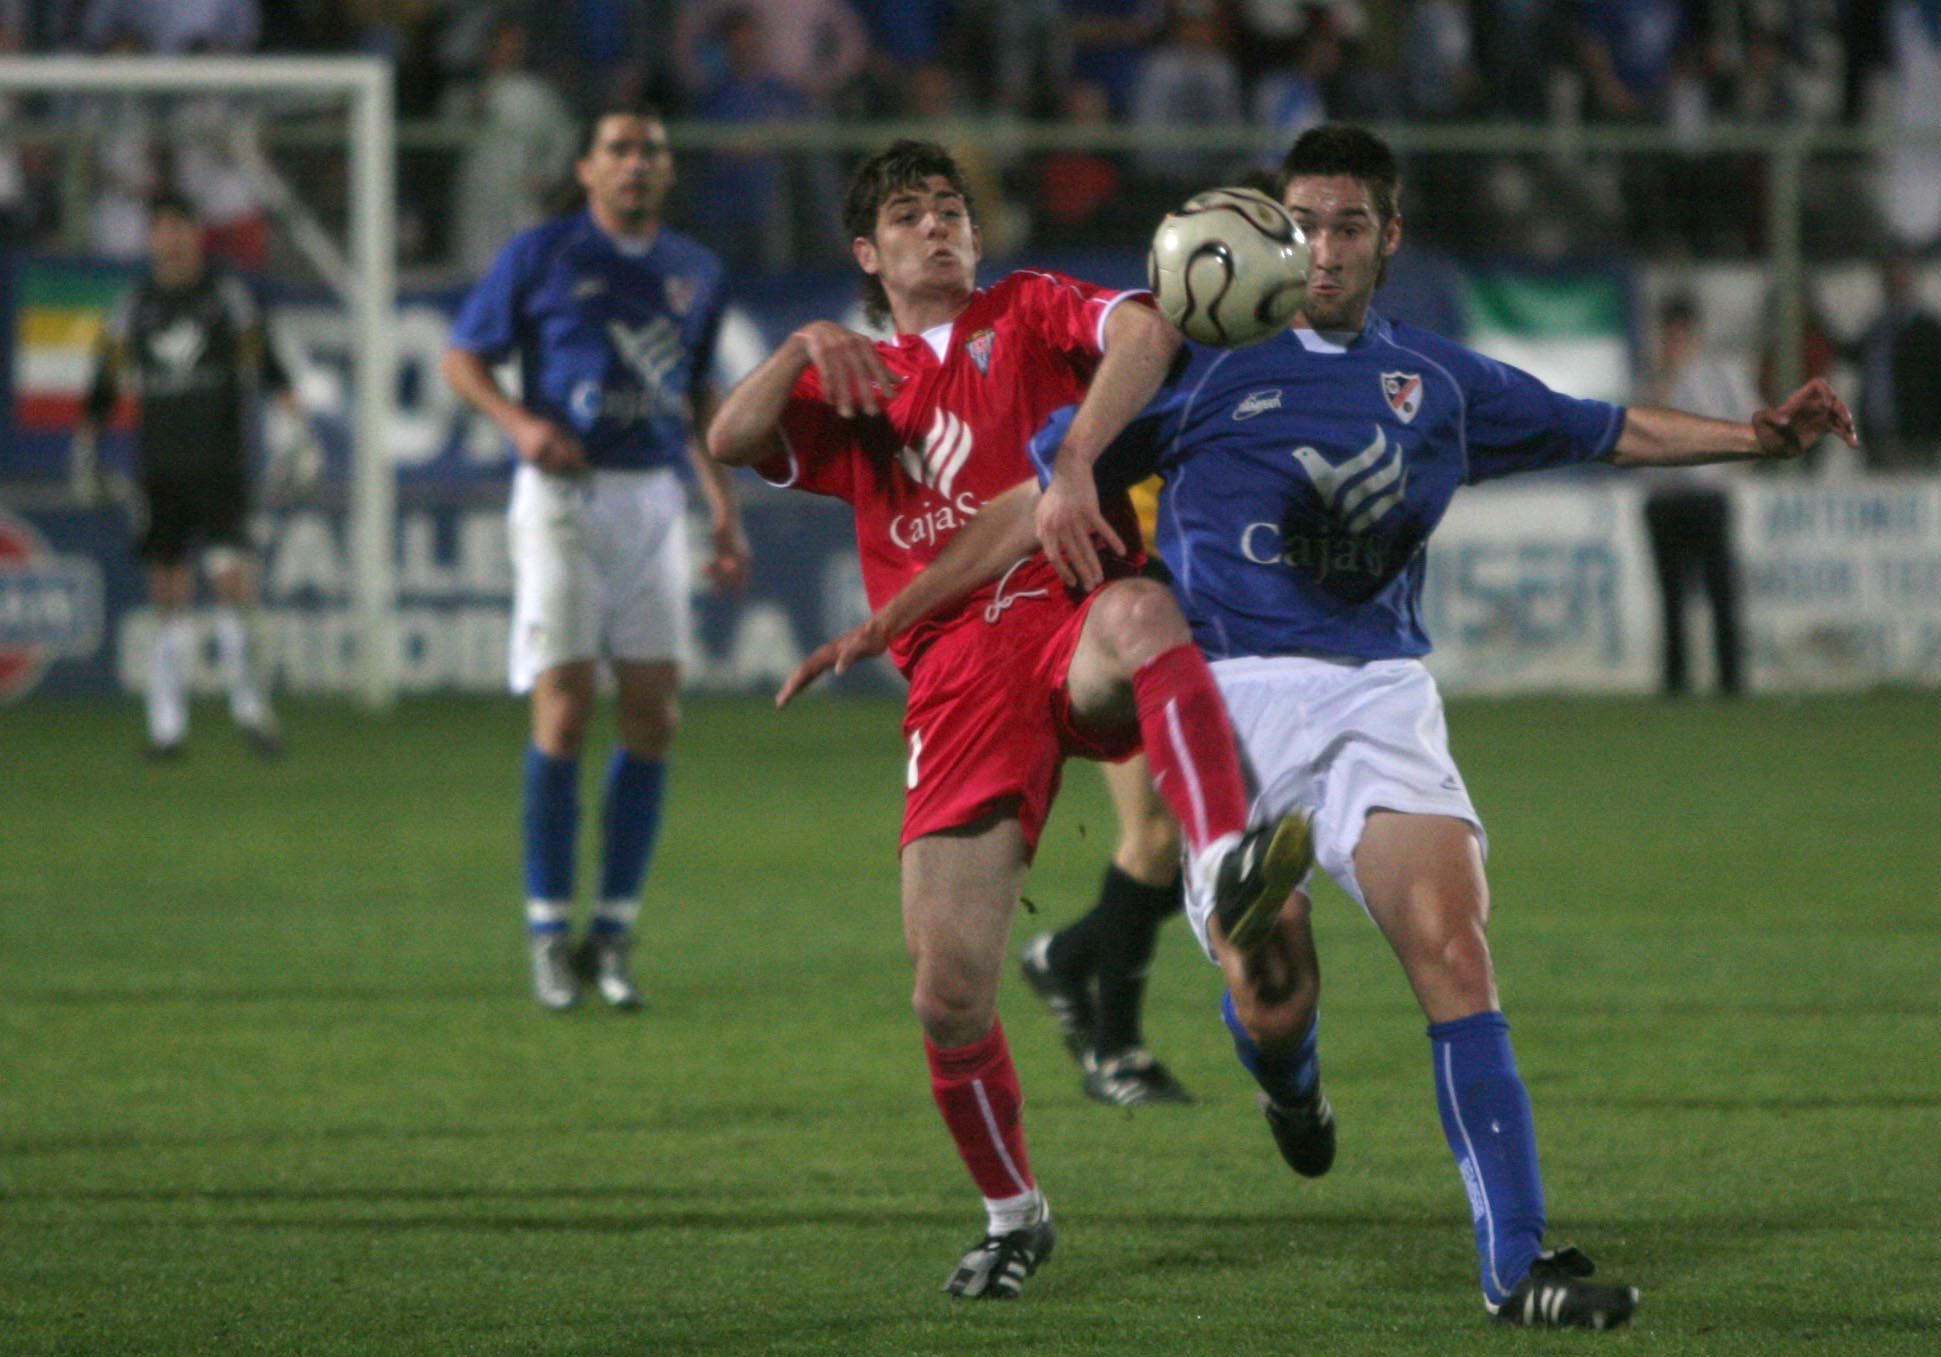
[888,283,972,339]
[588,202,660,250]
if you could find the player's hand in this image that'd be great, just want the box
[775,615,890,708]
[706,515,752,592]
[793,321,900,419]
[1753,378,1858,460]
[1035,461,1122,592]
[511,412,588,472]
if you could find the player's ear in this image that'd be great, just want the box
[1381,213,1402,261]
[854,235,880,277]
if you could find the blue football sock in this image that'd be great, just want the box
[596,751,664,935]
[1221,989,1320,1105]
[522,746,579,922]
[1429,1010,1546,1306]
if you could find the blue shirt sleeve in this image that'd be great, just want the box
[1028,379,1183,494]
[449,233,531,359]
[1457,347,1626,483]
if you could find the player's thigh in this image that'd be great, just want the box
[602,470,692,669]
[901,812,1030,1006]
[508,466,599,693]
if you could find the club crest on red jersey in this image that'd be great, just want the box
[1381,371,1422,424]
[965,328,994,375]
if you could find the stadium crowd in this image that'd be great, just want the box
[3,2,1940,265]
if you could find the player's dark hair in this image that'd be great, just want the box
[842,139,976,329]
[577,102,666,160]
[149,190,198,224]
[1279,123,1401,227]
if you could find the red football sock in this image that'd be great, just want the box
[926,1020,1036,1201]
[1133,643,1250,854]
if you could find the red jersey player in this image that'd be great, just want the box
[707,141,1309,1299]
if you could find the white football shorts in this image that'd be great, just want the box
[1184,654,1487,960]
[507,463,692,693]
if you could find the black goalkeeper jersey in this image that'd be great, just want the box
[85,269,291,480]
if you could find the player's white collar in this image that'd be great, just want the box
[1290,325,1364,354]
[918,319,954,362]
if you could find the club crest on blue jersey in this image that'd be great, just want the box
[965,328,994,375]
[1382,371,1423,423]
[573,276,606,299]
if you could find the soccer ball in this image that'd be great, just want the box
[1147,187,1310,347]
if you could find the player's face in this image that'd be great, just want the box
[577,114,674,231]
[148,210,204,286]
[855,175,980,310]
[1281,174,1400,332]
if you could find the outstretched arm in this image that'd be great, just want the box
[1611,377,1857,468]
[775,481,1042,706]
[1035,300,1181,590]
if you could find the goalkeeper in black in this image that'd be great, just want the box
[74,191,320,759]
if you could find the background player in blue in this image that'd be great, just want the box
[442,106,750,1012]
[795,124,1857,1328]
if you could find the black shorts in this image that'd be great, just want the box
[137,469,250,565]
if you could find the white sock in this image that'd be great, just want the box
[148,615,191,747]
[984,1187,1046,1236]
[592,898,641,932]
[214,605,270,729]
[525,899,572,931]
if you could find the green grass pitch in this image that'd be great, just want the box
[2,691,1938,1355]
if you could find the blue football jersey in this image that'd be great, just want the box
[449,210,727,472]
[1033,312,1625,659]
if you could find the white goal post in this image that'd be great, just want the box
[0,55,399,707]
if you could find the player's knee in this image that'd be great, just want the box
[1094,577,1189,662]
[911,975,993,1046]
[619,696,679,758]
[1396,903,1493,994]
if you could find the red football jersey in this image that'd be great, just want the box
[759,270,1149,672]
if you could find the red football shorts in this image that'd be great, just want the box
[898,583,1140,857]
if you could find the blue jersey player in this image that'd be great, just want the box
[786,125,1856,1328]
[443,106,751,1011]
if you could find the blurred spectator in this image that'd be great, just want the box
[1031,79,1136,247]
[686,6,808,273]
[520,0,671,111]
[1402,0,1481,119]
[1472,0,1567,122]
[1640,291,1759,697]
[1233,0,1307,89]
[80,30,162,259]
[0,14,26,245]
[1251,11,1341,168]
[1851,252,1941,469]
[1877,0,1941,250]
[169,78,273,271]
[1567,0,1687,121]
[80,0,261,52]
[975,0,1072,118]
[675,0,870,112]
[442,18,578,278]
[1065,0,1166,116]
[1131,0,1243,189]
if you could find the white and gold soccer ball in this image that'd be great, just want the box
[1147,187,1310,347]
